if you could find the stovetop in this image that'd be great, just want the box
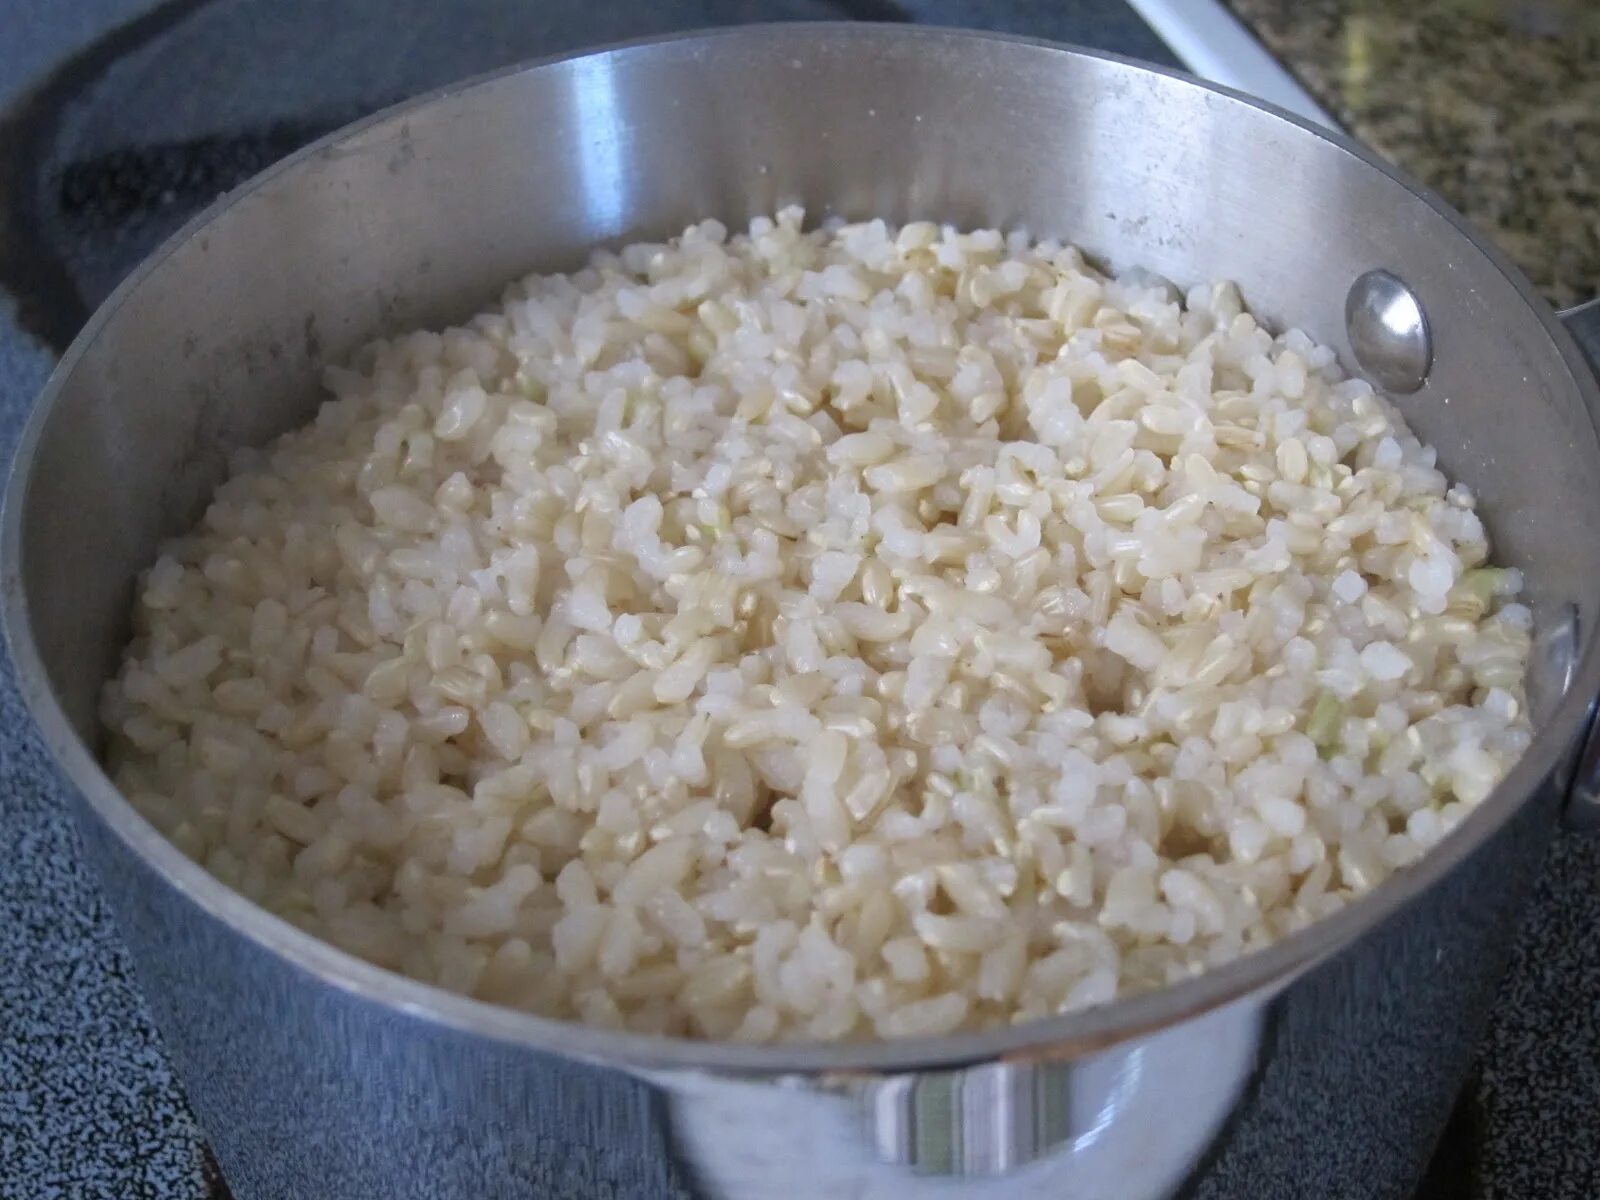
[1,4,1595,1199]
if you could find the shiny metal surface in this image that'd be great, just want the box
[1565,298,1600,368]
[1562,706,1600,833]
[664,998,1261,1193]
[1345,268,1432,393]
[1556,297,1600,832]
[5,25,1600,1200]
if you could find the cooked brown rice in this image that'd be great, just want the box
[102,210,1533,1042]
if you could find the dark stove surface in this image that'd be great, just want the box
[0,4,1595,1200]
[3,0,1178,350]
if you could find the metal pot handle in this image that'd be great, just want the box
[1563,298,1600,367]
[1557,298,1600,832]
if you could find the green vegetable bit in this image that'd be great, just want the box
[1307,690,1344,755]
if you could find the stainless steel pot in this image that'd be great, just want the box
[5,24,1599,1200]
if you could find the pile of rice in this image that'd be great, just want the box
[103,209,1533,1042]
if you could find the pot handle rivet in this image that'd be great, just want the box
[1346,270,1432,394]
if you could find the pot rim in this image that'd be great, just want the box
[5,21,1598,1079]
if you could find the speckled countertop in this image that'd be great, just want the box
[1226,0,1599,311]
